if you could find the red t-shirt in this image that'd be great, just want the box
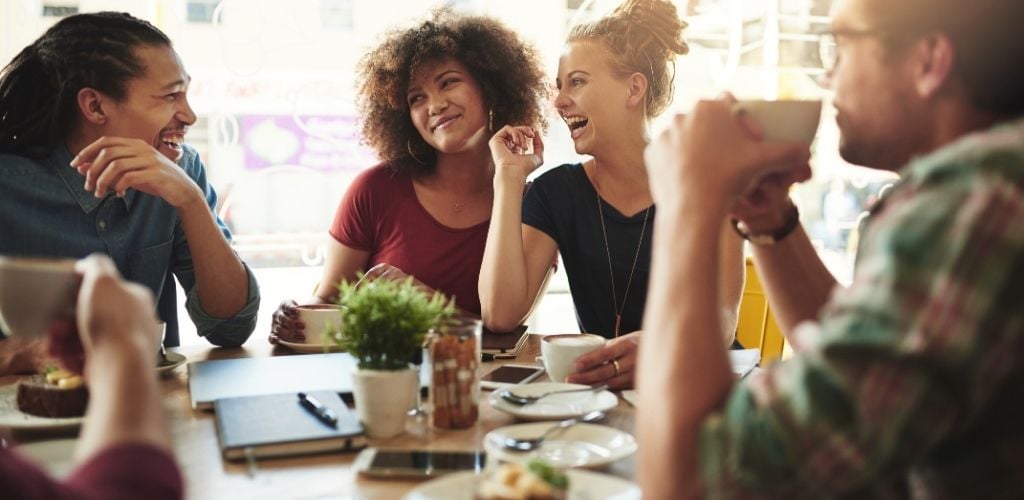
[1,442,183,500]
[329,164,489,315]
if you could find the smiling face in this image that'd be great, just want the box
[555,41,639,157]
[406,58,489,156]
[826,0,923,170]
[100,44,196,163]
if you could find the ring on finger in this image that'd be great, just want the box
[612,358,621,376]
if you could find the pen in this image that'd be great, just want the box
[297,392,338,428]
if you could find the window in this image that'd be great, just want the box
[187,0,220,24]
[319,0,354,31]
[41,2,78,17]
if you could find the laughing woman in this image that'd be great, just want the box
[480,0,744,388]
[271,10,548,343]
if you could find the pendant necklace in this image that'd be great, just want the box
[594,167,650,338]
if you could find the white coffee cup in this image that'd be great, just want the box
[541,333,607,383]
[733,99,822,143]
[0,257,78,338]
[296,304,345,345]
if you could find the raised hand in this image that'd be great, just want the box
[69,136,203,207]
[489,125,545,182]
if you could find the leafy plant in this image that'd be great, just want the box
[326,276,455,371]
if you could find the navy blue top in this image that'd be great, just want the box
[0,145,260,347]
[522,163,654,338]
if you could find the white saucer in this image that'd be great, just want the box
[278,339,345,354]
[14,438,77,478]
[0,385,84,431]
[484,422,637,469]
[156,351,187,375]
[405,469,640,500]
[488,383,618,421]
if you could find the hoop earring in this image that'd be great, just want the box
[407,139,428,166]
[488,109,494,132]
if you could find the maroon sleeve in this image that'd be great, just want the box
[1,442,183,500]
[329,165,388,251]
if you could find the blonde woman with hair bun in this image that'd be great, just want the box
[480,0,744,389]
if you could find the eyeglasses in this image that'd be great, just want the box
[817,28,888,73]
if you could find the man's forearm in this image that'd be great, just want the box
[177,196,249,318]
[750,225,838,336]
[76,349,171,463]
[638,197,735,500]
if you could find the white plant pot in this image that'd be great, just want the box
[351,366,418,439]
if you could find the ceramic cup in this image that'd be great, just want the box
[0,257,78,338]
[295,304,345,345]
[541,333,607,383]
[733,99,823,143]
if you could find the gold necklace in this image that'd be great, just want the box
[594,169,651,338]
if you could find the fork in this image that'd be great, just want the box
[501,410,606,452]
[499,384,609,406]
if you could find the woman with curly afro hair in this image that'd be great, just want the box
[271,9,548,344]
[480,0,744,388]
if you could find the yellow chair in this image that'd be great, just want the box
[735,257,787,365]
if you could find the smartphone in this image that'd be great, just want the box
[479,364,545,390]
[353,448,486,478]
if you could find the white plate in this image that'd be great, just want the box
[405,469,640,500]
[488,383,618,421]
[278,339,345,354]
[14,438,77,478]
[484,422,637,469]
[0,385,84,430]
[157,351,187,375]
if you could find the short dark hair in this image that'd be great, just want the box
[0,12,171,159]
[356,9,549,175]
[867,0,1024,118]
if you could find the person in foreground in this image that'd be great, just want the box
[0,12,260,372]
[0,255,182,500]
[637,0,1024,497]
[271,9,548,343]
[481,0,744,390]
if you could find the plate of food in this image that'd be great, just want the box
[488,383,618,421]
[483,423,637,469]
[405,460,640,500]
[0,370,87,430]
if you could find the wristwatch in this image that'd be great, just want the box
[731,201,800,246]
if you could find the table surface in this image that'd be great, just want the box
[1,334,637,500]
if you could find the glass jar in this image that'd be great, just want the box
[426,317,482,429]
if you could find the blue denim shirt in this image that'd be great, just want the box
[0,144,259,347]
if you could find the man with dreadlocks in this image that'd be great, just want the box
[0,12,260,373]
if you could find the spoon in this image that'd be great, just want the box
[499,384,609,406]
[501,410,605,452]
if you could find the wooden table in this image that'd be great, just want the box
[2,334,636,499]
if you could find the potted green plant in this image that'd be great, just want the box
[326,276,454,438]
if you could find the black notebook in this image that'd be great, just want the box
[214,390,365,461]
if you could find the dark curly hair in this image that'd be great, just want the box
[0,12,171,158]
[356,9,549,175]
[569,0,689,118]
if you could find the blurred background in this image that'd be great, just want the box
[1,0,897,344]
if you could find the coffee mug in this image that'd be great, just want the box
[0,257,78,338]
[541,333,606,383]
[296,304,345,345]
[733,99,822,143]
